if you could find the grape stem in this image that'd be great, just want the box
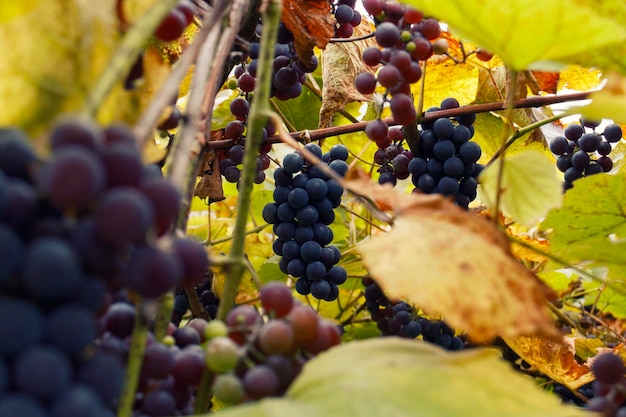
[328,32,376,43]
[216,0,283,319]
[82,0,180,117]
[205,91,591,150]
[117,301,150,417]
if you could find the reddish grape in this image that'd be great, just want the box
[258,320,295,355]
[155,8,187,42]
[287,304,319,343]
[260,281,293,318]
[355,72,377,95]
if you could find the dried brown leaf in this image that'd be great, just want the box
[347,169,561,344]
[503,336,593,391]
[281,0,334,65]
[319,18,378,128]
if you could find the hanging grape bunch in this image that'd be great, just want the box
[410,98,483,209]
[549,119,622,191]
[331,0,363,38]
[262,144,348,301]
[356,0,441,127]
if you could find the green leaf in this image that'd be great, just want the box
[479,151,563,226]
[471,113,549,163]
[271,87,322,131]
[403,0,626,71]
[578,74,626,125]
[210,338,588,417]
[540,173,626,317]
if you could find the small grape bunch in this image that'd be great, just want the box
[585,352,626,416]
[356,1,441,127]
[332,0,363,38]
[371,127,413,186]
[233,22,316,102]
[262,144,349,301]
[550,119,622,191]
[207,282,341,404]
[410,98,483,209]
[361,278,466,350]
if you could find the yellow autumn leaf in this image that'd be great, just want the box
[479,151,563,227]
[503,336,594,391]
[344,169,561,344]
[0,0,119,135]
[580,73,626,125]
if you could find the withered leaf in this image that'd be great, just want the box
[281,0,335,64]
[503,336,593,391]
[319,17,378,128]
[346,169,561,344]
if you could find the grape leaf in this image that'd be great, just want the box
[209,339,588,417]
[0,0,119,135]
[319,18,378,128]
[403,0,626,72]
[271,88,322,131]
[503,336,593,391]
[479,151,563,227]
[411,57,479,110]
[540,173,626,317]
[579,73,626,125]
[344,169,561,344]
[281,0,334,65]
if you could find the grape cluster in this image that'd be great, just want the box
[331,0,363,38]
[0,120,209,416]
[371,127,413,185]
[550,120,622,191]
[98,300,213,415]
[361,279,467,350]
[356,1,441,127]
[262,144,349,301]
[585,352,626,416]
[410,99,483,209]
[207,282,341,404]
[233,22,317,101]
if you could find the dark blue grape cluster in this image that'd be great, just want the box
[550,119,622,191]
[331,0,363,38]
[410,98,483,209]
[372,127,413,186]
[262,144,349,301]
[361,278,467,350]
[0,120,210,416]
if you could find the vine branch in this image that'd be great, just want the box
[206,91,591,150]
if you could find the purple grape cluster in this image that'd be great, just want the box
[262,144,349,301]
[356,0,441,128]
[331,0,363,38]
[234,22,317,102]
[410,99,483,209]
[99,301,212,415]
[0,120,210,416]
[550,119,622,191]
[361,278,467,350]
[371,127,413,186]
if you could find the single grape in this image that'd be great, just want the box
[549,136,570,155]
[604,124,623,143]
[375,22,401,47]
[260,281,294,318]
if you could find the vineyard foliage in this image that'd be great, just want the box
[2,0,626,416]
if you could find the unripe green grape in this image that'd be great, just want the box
[205,336,240,373]
[212,373,245,404]
[205,320,229,340]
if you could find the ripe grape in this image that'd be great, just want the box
[591,352,625,384]
[155,8,187,42]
